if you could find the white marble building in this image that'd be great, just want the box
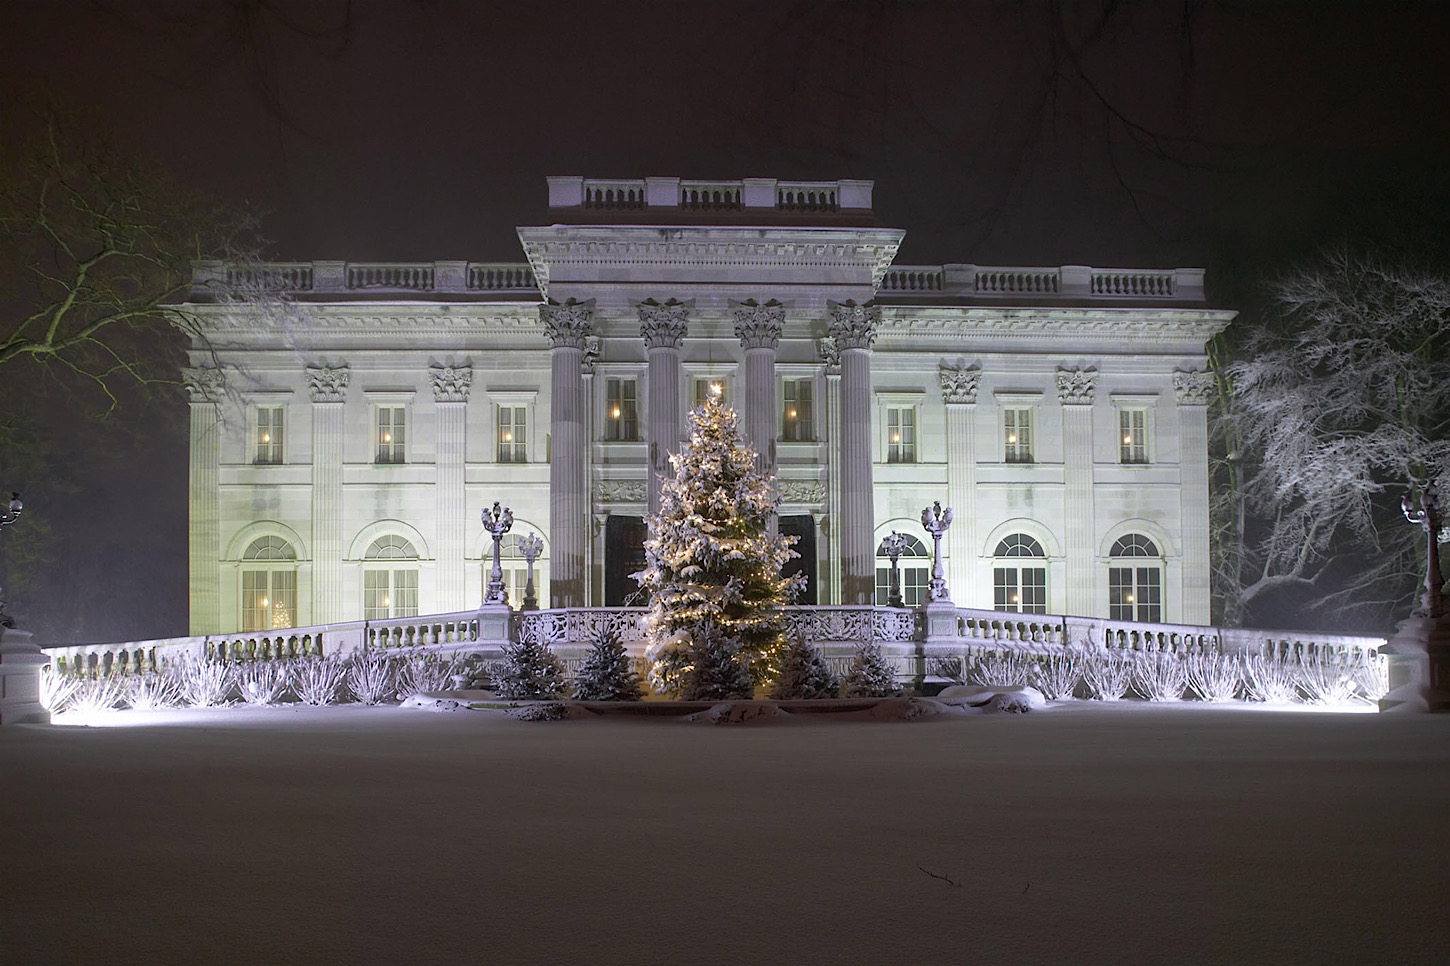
[181,176,1233,636]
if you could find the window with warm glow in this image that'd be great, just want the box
[886,406,916,462]
[254,406,284,464]
[498,405,527,462]
[375,406,406,464]
[693,378,727,408]
[781,378,814,441]
[604,378,638,441]
[1119,408,1148,464]
[993,533,1047,613]
[364,535,419,620]
[241,536,297,631]
[1004,407,1033,463]
[1108,534,1162,622]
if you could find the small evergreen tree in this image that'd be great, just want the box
[768,636,840,700]
[495,638,570,700]
[841,642,900,698]
[679,618,754,701]
[573,625,644,701]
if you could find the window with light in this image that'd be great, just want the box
[1004,408,1033,463]
[886,406,916,463]
[1119,409,1148,464]
[498,405,527,462]
[375,406,406,464]
[255,406,284,464]
[693,378,727,408]
[363,535,419,620]
[781,378,814,441]
[993,533,1047,613]
[1108,534,1162,623]
[604,378,638,441]
[241,536,297,631]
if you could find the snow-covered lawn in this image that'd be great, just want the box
[2,702,1447,965]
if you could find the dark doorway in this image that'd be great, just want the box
[605,515,648,606]
[779,515,818,604]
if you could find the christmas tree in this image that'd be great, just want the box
[636,387,806,695]
[573,624,644,701]
[768,636,841,700]
[678,618,754,701]
[494,638,570,700]
[841,642,900,698]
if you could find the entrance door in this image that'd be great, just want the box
[605,515,648,606]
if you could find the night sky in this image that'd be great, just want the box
[2,0,1447,643]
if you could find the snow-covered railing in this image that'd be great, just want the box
[191,260,540,299]
[365,611,480,648]
[547,176,874,212]
[517,607,649,646]
[878,264,1206,304]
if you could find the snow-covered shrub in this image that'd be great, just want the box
[927,655,965,684]
[1132,652,1188,702]
[395,650,460,696]
[507,702,569,721]
[1240,654,1301,704]
[174,655,235,707]
[68,674,127,715]
[1081,650,1133,701]
[1297,659,1358,705]
[127,671,182,710]
[495,638,570,700]
[1349,654,1388,703]
[969,651,1029,688]
[1029,653,1082,700]
[768,636,839,700]
[573,625,644,701]
[841,641,900,698]
[1185,653,1240,702]
[39,666,81,713]
[678,619,753,701]
[346,653,395,705]
[236,663,287,706]
[290,655,347,706]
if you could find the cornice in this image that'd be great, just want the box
[876,306,1235,342]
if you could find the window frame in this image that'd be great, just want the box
[374,405,407,464]
[497,404,528,463]
[239,535,298,632]
[363,535,420,620]
[1107,534,1164,623]
[1003,406,1034,464]
[780,376,815,442]
[603,376,639,442]
[253,405,286,465]
[991,533,1048,614]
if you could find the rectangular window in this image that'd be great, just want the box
[886,406,916,463]
[781,378,814,442]
[604,378,638,441]
[254,406,284,464]
[876,565,929,606]
[498,406,527,462]
[994,566,1046,614]
[694,378,727,407]
[1004,407,1033,463]
[242,569,296,631]
[1119,409,1148,464]
[365,569,419,620]
[1110,566,1162,623]
[376,407,406,464]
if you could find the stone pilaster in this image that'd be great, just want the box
[581,337,599,605]
[940,362,980,606]
[1174,369,1215,624]
[732,299,784,479]
[820,338,843,604]
[640,299,689,516]
[543,299,594,607]
[183,366,224,634]
[431,365,470,612]
[827,300,879,605]
[307,364,349,624]
[1057,366,1097,617]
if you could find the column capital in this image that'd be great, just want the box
[306,363,350,403]
[826,299,879,350]
[638,298,690,349]
[430,364,472,402]
[938,362,981,405]
[1055,366,1098,405]
[181,366,224,403]
[816,337,841,375]
[1173,369,1216,406]
[731,298,784,350]
[581,335,602,374]
[541,298,596,348]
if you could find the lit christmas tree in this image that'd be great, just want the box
[573,624,644,701]
[636,387,806,695]
[768,636,840,700]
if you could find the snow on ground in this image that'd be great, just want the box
[2,702,1448,965]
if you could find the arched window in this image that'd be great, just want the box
[1109,534,1162,623]
[364,536,419,620]
[993,534,1047,613]
[241,537,297,631]
[485,533,549,611]
[875,533,930,606]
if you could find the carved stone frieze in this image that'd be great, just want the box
[638,299,690,349]
[817,337,841,375]
[305,364,350,403]
[181,366,225,403]
[1055,366,1098,405]
[826,300,880,351]
[1173,369,1217,406]
[778,480,827,505]
[937,362,981,405]
[596,480,646,503]
[731,299,785,351]
[541,298,595,349]
[430,365,472,402]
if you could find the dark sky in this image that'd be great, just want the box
[1,0,1447,641]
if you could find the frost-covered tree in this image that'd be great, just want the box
[636,389,806,694]
[768,636,839,700]
[573,625,644,701]
[495,638,570,700]
[677,618,754,701]
[840,642,900,698]
[1215,250,1450,629]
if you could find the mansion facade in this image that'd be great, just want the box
[181,176,1233,636]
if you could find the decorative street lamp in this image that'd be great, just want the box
[920,500,953,602]
[1402,478,1446,620]
[518,532,544,611]
[881,530,907,607]
[0,492,21,532]
[481,501,514,606]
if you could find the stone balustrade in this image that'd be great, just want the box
[879,264,1206,304]
[547,176,874,212]
[191,260,540,299]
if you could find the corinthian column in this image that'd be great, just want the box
[1174,369,1215,624]
[307,364,349,624]
[543,299,594,607]
[940,362,981,606]
[183,366,224,634]
[1057,366,1097,617]
[827,300,879,605]
[732,299,784,478]
[431,365,471,612]
[820,338,842,603]
[639,299,689,516]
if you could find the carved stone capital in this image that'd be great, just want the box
[1055,366,1098,405]
[826,300,879,351]
[1173,369,1217,406]
[430,365,472,402]
[306,364,350,403]
[817,337,841,375]
[181,366,224,403]
[541,298,595,349]
[638,298,690,349]
[938,362,981,405]
[731,299,784,351]
[581,336,602,375]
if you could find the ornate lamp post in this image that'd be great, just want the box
[481,501,514,606]
[1382,477,1450,713]
[1401,479,1446,619]
[518,532,544,611]
[920,501,953,602]
[881,531,907,607]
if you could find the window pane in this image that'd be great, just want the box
[364,570,390,621]
[1120,409,1148,464]
[393,569,419,617]
[377,407,406,463]
[1109,566,1136,621]
[1136,567,1162,623]
[242,570,269,631]
[903,566,928,606]
[605,378,638,441]
[695,379,726,407]
[255,407,284,464]
[887,406,916,463]
[994,567,1020,611]
[498,406,527,462]
[1005,408,1033,463]
[269,570,296,629]
[782,379,814,441]
[1020,567,1047,614]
